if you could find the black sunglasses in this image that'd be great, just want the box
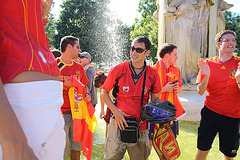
[78,55,85,58]
[130,46,147,53]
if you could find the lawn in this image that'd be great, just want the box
[65,118,240,160]
[64,91,240,159]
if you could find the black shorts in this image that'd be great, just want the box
[197,106,240,157]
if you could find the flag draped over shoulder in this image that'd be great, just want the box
[153,60,185,119]
[68,76,98,160]
[151,60,184,159]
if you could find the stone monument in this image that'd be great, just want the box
[154,0,233,84]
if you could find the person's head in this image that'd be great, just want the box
[60,36,81,59]
[159,43,178,66]
[78,52,91,67]
[215,30,236,53]
[94,71,107,89]
[51,49,61,58]
[130,36,151,64]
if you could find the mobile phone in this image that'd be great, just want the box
[172,80,178,84]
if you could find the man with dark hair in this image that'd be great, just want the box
[57,36,91,160]
[101,36,162,160]
[150,43,185,143]
[196,30,240,160]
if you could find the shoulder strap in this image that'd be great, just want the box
[141,67,147,108]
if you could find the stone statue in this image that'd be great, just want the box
[198,0,210,58]
[164,0,201,83]
[216,0,233,34]
[154,0,233,84]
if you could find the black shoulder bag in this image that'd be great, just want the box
[120,68,147,143]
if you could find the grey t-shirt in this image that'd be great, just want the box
[86,67,97,106]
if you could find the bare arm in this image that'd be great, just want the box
[41,0,53,17]
[101,89,129,130]
[151,92,162,103]
[99,88,106,119]
[0,79,37,160]
[197,58,210,95]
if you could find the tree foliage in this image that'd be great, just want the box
[45,2,57,48]
[224,11,240,56]
[130,0,158,63]
[53,0,130,65]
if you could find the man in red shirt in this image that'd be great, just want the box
[101,36,162,160]
[196,30,240,160]
[0,0,65,159]
[57,36,90,160]
[149,43,185,146]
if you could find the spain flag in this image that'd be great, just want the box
[68,76,98,160]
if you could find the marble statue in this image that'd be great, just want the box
[154,0,233,84]
[164,0,201,83]
[217,0,233,34]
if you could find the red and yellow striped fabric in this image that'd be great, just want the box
[69,76,98,160]
[153,60,185,119]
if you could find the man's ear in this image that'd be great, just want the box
[67,44,72,50]
[145,49,150,56]
[216,42,221,49]
[163,53,171,59]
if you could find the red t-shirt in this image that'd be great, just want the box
[196,56,240,118]
[57,58,89,112]
[0,0,60,84]
[102,61,162,130]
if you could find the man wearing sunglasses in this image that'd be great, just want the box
[101,36,162,160]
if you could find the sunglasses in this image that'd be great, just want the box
[78,55,85,58]
[130,46,147,53]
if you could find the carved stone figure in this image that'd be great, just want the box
[164,0,201,83]
[198,0,210,58]
[154,0,234,84]
[216,0,233,33]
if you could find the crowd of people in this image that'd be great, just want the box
[1,0,240,160]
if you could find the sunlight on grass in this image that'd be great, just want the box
[65,119,240,160]
[64,91,240,159]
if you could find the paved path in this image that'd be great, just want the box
[178,90,206,121]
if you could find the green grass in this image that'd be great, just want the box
[65,119,240,160]
[65,91,240,159]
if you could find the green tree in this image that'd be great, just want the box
[224,11,240,56]
[54,0,130,65]
[131,0,158,63]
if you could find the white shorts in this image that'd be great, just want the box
[2,80,66,160]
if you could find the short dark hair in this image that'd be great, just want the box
[132,36,151,50]
[215,30,236,45]
[94,71,107,88]
[60,36,79,52]
[158,43,177,58]
[51,49,61,58]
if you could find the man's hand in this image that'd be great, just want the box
[162,82,176,93]
[113,110,130,130]
[198,58,210,77]
[42,0,53,17]
[84,94,91,102]
[235,62,240,83]
[100,110,105,119]
[173,82,179,92]
[63,78,73,88]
